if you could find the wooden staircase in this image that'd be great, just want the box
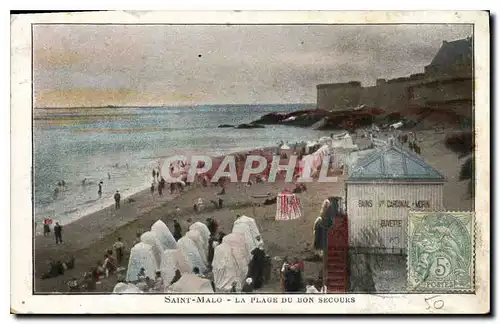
[326,215,349,293]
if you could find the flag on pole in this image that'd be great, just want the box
[276,192,303,221]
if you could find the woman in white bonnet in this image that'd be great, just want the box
[241,277,254,293]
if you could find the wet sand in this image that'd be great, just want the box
[33,129,473,293]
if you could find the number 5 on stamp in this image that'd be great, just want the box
[407,211,475,292]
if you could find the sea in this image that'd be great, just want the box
[34,104,332,226]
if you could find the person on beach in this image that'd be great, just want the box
[43,217,52,236]
[54,222,63,244]
[217,231,226,244]
[230,281,238,293]
[193,267,203,278]
[82,178,87,186]
[153,270,164,292]
[170,269,182,285]
[113,237,124,265]
[280,257,290,292]
[114,190,121,209]
[208,235,217,266]
[241,277,254,293]
[206,218,218,236]
[248,244,266,289]
[108,172,111,180]
[150,182,155,195]
[81,272,96,292]
[102,253,117,277]
[93,261,105,281]
[137,267,147,282]
[158,183,163,196]
[173,219,182,241]
[98,181,103,198]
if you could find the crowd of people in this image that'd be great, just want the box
[40,144,321,294]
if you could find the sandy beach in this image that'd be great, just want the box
[33,129,473,293]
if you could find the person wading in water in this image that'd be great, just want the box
[114,191,121,209]
[98,181,103,198]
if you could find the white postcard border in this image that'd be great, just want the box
[10,10,490,314]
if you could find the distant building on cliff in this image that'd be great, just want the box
[316,37,473,119]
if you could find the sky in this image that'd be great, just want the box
[33,24,472,107]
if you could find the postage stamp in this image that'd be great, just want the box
[407,211,475,292]
[10,10,490,314]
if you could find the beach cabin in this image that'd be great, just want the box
[186,229,209,265]
[279,143,293,157]
[232,222,258,255]
[330,133,359,171]
[345,143,446,254]
[167,274,214,293]
[212,243,245,292]
[189,222,211,245]
[140,231,164,267]
[305,141,319,154]
[151,220,177,250]
[160,249,192,285]
[222,232,250,277]
[234,215,263,246]
[112,282,142,294]
[125,242,158,282]
[177,236,207,273]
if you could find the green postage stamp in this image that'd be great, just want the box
[408,211,475,292]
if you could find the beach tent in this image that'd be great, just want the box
[125,242,157,282]
[112,282,142,294]
[232,221,258,254]
[222,232,251,261]
[390,121,404,129]
[167,274,214,293]
[212,243,244,292]
[177,236,207,273]
[222,233,250,280]
[300,144,330,178]
[160,249,192,285]
[305,141,319,154]
[318,136,333,147]
[140,231,164,268]
[151,220,177,250]
[186,229,208,265]
[234,215,263,246]
[189,222,211,245]
[280,144,293,157]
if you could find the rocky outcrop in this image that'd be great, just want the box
[251,109,328,127]
[252,112,288,125]
[235,123,265,129]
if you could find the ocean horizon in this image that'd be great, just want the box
[34,103,330,228]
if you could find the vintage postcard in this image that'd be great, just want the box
[10,11,490,314]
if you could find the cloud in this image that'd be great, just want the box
[33,24,473,107]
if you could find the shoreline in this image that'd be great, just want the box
[35,145,279,232]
